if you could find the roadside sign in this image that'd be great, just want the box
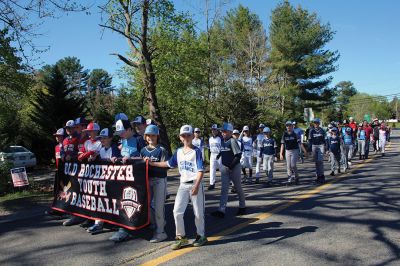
[364,114,371,123]
[10,167,29,187]
[304,108,314,122]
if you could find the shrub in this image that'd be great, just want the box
[0,160,13,194]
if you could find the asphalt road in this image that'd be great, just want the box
[1,131,399,266]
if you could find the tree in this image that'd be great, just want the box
[99,0,193,153]
[0,28,31,149]
[346,93,391,122]
[333,81,357,120]
[29,65,86,162]
[86,69,115,127]
[269,1,339,121]
[0,1,89,61]
[55,56,89,96]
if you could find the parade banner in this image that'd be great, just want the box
[52,160,151,230]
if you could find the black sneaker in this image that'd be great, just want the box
[211,210,225,218]
[236,208,246,216]
[166,194,171,200]
[255,179,260,184]
[208,184,215,190]
[320,175,326,184]
[294,178,299,185]
[231,187,237,193]
[80,219,94,228]
[330,171,335,176]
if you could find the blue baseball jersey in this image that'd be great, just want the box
[309,128,326,146]
[141,145,168,178]
[327,136,341,153]
[167,147,204,183]
[121,136,140,157]
[358,129,366,140]
[343,134,353,145]
[260,138,277,156]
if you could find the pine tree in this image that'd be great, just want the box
[269,1,339,121]
[29,65,85,162]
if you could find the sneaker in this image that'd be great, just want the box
[87,224,103,234]
[63,216,84,226]
[109,228,131,242]
[294,178,299,185]
[320,175,326,184]
[236,207,246,216]
[241,175,248,184]
[286,176,294,186]
[208,184,215,190]
[231,187,237,193]
[338,168,341,173]
[193,235,208,247]
[255,178,260,184]
[171,236,189,250]
[80,219,93,228]
[211,210,225,218]
[330,171,335,176]
[166,194,171,200]
[150,232,168,243]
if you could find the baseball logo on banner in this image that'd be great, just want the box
[11,167,29,187]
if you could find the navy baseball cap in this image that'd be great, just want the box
[99,128,113,138]
[132,115,146,125]
[259,123,265,128]
[74,117,88,126]
[314,118,321,124]
[211,124,219,130]
[114,113,129,122]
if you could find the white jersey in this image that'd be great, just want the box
[379,129,387,140]
[192,138,204,151]
[167,147,204,183]
[241,136,253,157]
[83,139,102,153]
[209,136,222,154]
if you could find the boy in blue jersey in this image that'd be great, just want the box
[308,118,327,184]
[141,125,169,243]
[342,127,354,170]
[109,119,142,242]
[115,119,141,162]
[259,127,277,184]
[357,123,367,160]
[149,125,207,250]
[326,127,342,176]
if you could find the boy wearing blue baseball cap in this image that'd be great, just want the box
[259,127,277,184]
[308,118,327,184]
[141,125,169,243]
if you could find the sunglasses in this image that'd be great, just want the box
[180,134,192,138]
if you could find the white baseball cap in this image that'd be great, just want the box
[233,129,240,134]
[243,125,249,131]
[194,128,201,132]
[114,119,132,135]
[99,128,113,138]
[53,128,65,136]
[180,125,193,135]
[211,124,219,130]
[259,123,265,128]
[65,120,75,128]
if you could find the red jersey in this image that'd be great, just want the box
[63,136,79,159]
[55,143,64,168]
[364,126,373,140]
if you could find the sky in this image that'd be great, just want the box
[32,0,400,98]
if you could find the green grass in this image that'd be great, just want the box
[0,190,52,203]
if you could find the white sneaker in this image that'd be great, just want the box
[150,232,168,243]
[109,228,131,242]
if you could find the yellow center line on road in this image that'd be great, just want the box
[140,142,393,266]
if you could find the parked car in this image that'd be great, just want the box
[0,146,37,169]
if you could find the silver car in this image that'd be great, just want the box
[0,146,37,169]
